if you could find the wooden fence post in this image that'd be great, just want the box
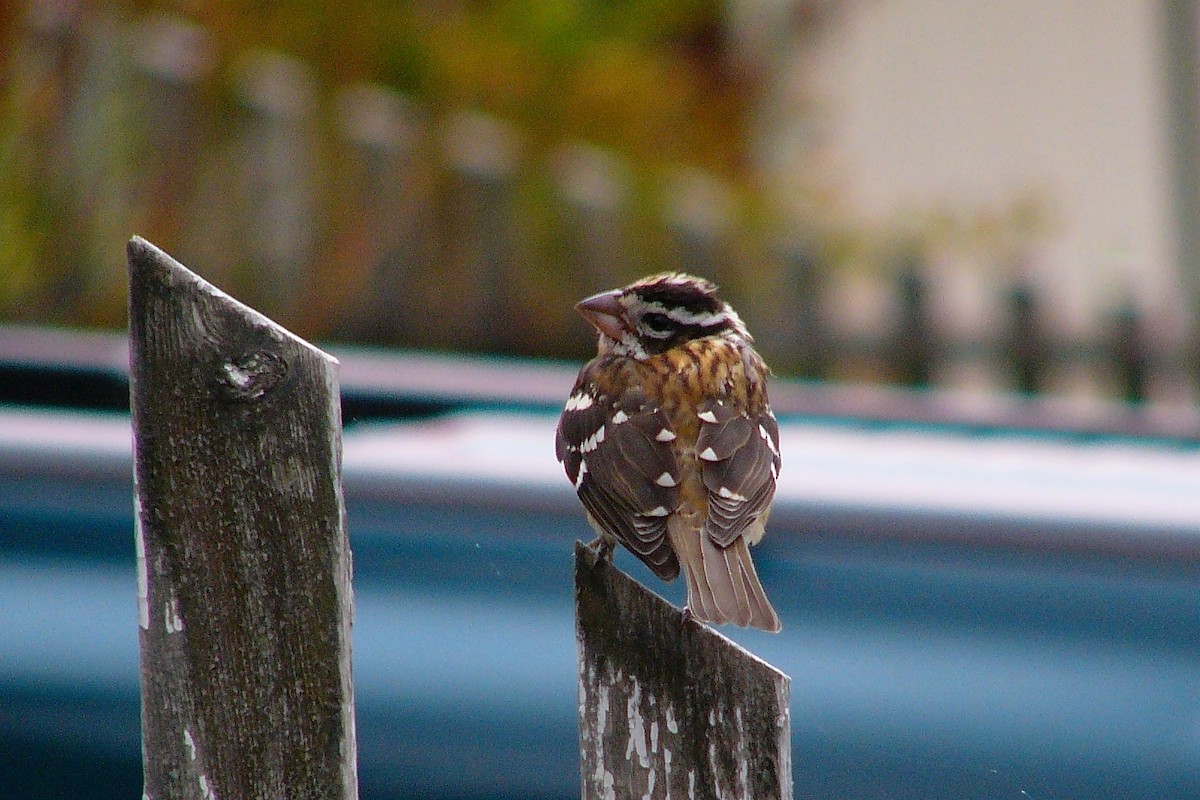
[127,236,357,800]
[575,542,792,800]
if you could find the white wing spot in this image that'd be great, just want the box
[611,410,629,424]
[575,459,589,489]
[717,486,748,502]
[759,424,780,456]
[697,410,718,423]
[770,463,779,481]
[698,447,719,461]
[642,506,670,517]
[565,392,595,411]
[655,428,676,442]
[655,472,677,487]
[581,425,606,453]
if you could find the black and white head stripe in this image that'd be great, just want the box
[628,273,723,316]
[694,397,781,547]
[623,272,751,343]
[555,378,681,580]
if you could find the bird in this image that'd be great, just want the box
[555,272,782,632]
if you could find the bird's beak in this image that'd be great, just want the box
[575,289,629,341]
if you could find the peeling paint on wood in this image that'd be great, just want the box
[576,542,792,800]
[128,237,357,800]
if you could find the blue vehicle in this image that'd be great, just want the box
[2,327,1199,799]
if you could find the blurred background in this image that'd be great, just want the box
[3,1,1200,799]
[3,0,1200,401]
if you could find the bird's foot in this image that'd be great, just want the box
[585,536,615,565]
[680,606,695,626]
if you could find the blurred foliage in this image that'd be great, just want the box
[162,0,750,170]
[199,0,748,177]
[0,0,1057,384]
[0,0,781,346]
[0,1,1177,406]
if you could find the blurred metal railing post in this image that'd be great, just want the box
[128,237,357,800]
[1162,0,1200,318]
[1004,281,1048,395]
[1110,302,1150,404]
[554,142,631,353]
[333,84,428,344]
[780,239,830,379]
[664,168,735,300]
[132,16,213,247]
[442,111,524,353]
[891,254,935,388]
[575,542,792,800]
[235,51,320,321]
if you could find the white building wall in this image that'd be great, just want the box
[813,0,1177,336]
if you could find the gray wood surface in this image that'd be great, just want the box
[575,541,792,800]
[128,236,357,800]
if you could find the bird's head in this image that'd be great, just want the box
[575,272,751,360]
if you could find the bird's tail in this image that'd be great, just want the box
[669,521,781,632]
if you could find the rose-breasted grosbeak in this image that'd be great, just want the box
[556,272,782,632]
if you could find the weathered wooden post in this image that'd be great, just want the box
[128,236,357,800]
[575,542,792,800]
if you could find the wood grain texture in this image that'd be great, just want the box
[128,237,357,800]
[575,542,791,800]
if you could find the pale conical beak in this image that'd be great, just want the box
[575,289,629,341]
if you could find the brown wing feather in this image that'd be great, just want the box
[696,398,781,548]
[556,366,681,580]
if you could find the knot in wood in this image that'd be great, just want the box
[215,350,287,401]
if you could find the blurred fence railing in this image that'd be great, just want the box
[5,8,1198,407]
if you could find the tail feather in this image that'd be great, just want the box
[734,541,781,632]
[672,523,721,622]
[669,519,781,632]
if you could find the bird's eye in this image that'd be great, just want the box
[641,312,674,336]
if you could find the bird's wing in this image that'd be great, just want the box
[556,379,681,580]
[695,397,781,548]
